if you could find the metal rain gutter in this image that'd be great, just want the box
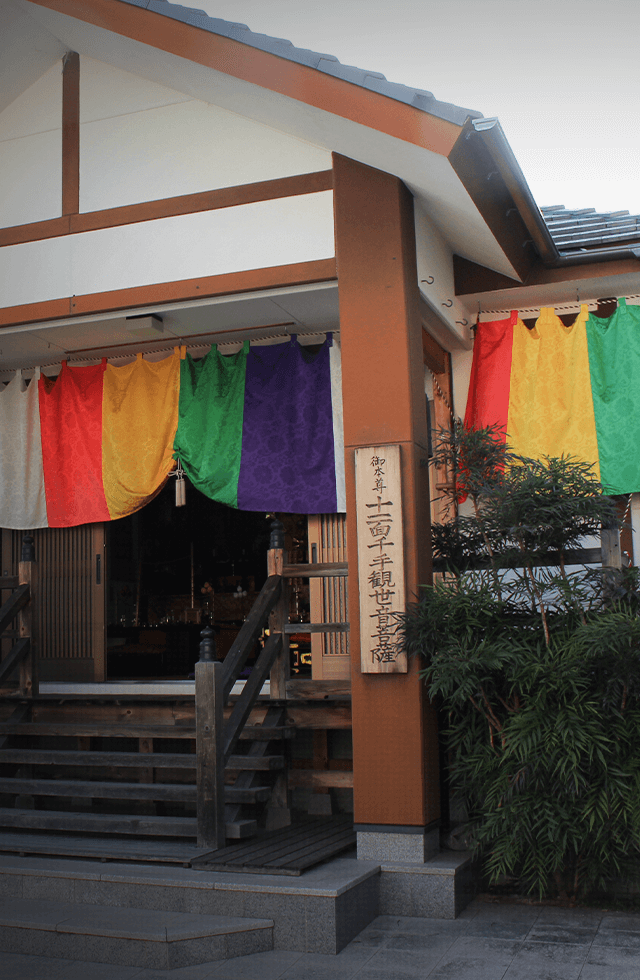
[472,117,640,269]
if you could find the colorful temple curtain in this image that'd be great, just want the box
[464,299,640,494]
[0,336,346,529]
[174,336,345,514]
[0,369,47,529]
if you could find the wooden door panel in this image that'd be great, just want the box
[2,525,105,681]
[307,514,350,680]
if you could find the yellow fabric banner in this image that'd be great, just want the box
[102,350,182,519]
[507,306,600,478]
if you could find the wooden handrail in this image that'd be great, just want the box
[195,566,284,849]
[0,576,20,590]
[223,632,283,763]
[0,583,30,636]
[284,622,349,634]
[0,637,30,686]
[195,525,349,849]
[282,562,348,578]
[220,574,282,701]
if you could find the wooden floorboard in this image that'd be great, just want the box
[193,816,356,875]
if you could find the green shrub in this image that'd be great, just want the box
[403,423,640,899]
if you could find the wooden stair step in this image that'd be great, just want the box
[0,723,293,740]
[0,777,195,802]
[0,831,209,863]
[227,754,285,771]
[224,785,271,804]
[0,807,197,837]
[240,725,295,740]
[0,807,255,840]
[0,723,195,739]
[0,778,273,805]
[0,748,197,768]
[0,748,284,770]
[225,819,258,839]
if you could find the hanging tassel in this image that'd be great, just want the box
[175,460,186,507]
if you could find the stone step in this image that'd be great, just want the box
[0,851,380,954]
[0,896,273,969]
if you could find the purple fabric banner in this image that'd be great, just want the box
[237,338,337,513]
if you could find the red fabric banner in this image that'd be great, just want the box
[463,311,517,437]
[38,361,110,527]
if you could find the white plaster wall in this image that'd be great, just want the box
[79,57,332,213]
[80,55,191,123]
[451,346,474,421]
[0,234,71,306]
[414,202,472,348]
[0,191,334,308]
[0,64,62,226]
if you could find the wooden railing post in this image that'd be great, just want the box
[18,534,37,698]
[267,520,289,700]
[601,523,623,569]
[602,522,623,602]
[195,626,225,850]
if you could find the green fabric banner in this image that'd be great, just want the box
[174,344,247,508]
[586,298,640,494]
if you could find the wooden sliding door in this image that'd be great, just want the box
[2,525,106,681]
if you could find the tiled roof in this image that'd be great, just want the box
[542,205,640,253]
[121,0,482,127]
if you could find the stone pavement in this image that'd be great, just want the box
[2,897,640,979]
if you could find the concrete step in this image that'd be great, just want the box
[0,896,273,969]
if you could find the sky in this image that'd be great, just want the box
[194,0,640,215]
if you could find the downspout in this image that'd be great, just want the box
[473,117,640,269]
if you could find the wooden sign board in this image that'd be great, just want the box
[354,445,407,673]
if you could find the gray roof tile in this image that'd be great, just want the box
[542,205,640,252]
[121,0,482,125]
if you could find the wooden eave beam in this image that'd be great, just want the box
[28,0,461,157]
[454,253,640,296]
[0,170,333,248]
[0,257,337,329]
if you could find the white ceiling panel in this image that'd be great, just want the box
[0,284,341,380]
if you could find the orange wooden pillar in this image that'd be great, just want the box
[333,153,440,862]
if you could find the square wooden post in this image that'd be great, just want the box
[268,520,289,700]
[18,534,37,698]
[195,659,225,849]
[334,153,439,859]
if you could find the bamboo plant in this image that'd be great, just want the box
[403,422,640,900]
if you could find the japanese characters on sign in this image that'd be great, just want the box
[355,445,407,673]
